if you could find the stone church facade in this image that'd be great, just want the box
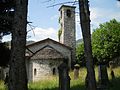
[26,5,76,82]
[26,38,72,82]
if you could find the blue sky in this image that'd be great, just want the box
[3,0,120,42]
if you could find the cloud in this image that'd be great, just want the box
[2,34,11,42]
[50,14,58,20]
[27,27,58,41]
[3,3,120,42]
[2,27,58,42]
[90,7,120,28]
[75,6,120,39]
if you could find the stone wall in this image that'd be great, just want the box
[26,38,72,82]
[26,39,71,68]
[59,5,76,64]
[26,59,62,82]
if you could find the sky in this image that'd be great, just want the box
[2,0,120,42]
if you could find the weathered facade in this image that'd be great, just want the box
[25,5,76,82]
[59,5,76,64]
[26,38,71,82]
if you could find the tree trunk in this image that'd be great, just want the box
[78,0,97,90]
[8,0,28,90]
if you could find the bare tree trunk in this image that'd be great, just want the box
[78,0,97,90]
[8,0,28,90]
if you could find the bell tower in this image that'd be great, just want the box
[59,5,76,66]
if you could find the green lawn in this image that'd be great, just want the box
[0,67,120,90]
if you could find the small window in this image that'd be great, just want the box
[53,68,56,75]
[34,68,37,76]
[66,9,71,17]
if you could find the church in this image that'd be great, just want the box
[25,5,76,82]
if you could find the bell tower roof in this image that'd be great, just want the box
[59,5,76,11]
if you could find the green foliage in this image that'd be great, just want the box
[0,1,14,39]
[76,19,120,64]
[58,17,61,24]
[0,42,10,66]
[76,39,83,45]
[58,17,62,41]
[58,28,62,41]
[92,19,120,62]
[76,43,85,66]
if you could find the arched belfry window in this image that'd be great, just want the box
[66,9,71,17]
[60,11,62,18]
[34,68,37,76]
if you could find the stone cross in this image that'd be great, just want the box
[74,64,80,80]
[58,60,70,90]
[109,61,114,69]
[109,61,115,80]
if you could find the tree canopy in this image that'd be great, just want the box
[76,43,85,66]
[76,19,120,65]
[0,0,14,40]
[92,19,120,63]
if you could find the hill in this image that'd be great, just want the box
[4,40,35,48]
[76,39,83,45]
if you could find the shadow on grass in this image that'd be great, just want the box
[109,77,120,90]
[29,84,85,90]
[29,77,120,90]
[70,77,120,90]
[29,88,58,90]
[71,84,85,90]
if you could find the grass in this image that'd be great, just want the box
[0,80,7,90]
[28,76,58,90]
[0,67,120,90]
[109,67,120,90]
[28,68,87,90]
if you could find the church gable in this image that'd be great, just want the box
[26,43,70,82]
[26,38,71,58]
[31,45,65,60]
[26,38,72,70]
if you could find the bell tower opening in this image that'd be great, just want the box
[66,9,71,17]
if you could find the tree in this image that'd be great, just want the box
[78,0,97,90]
[77,19,120,65]
[92,19,120,63]
[91,19,120,88]
[8,0,28,90]
[76,43,85,66]
[0,42,10,67]
[0,0,14,41]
